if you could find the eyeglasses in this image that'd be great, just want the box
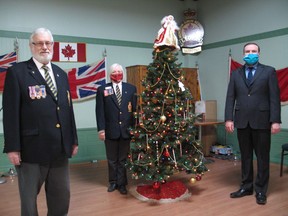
[32,41,54,48]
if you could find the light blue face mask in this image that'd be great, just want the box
[243,53,259,65]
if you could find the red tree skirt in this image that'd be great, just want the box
[130,180,191,203]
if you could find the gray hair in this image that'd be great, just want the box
[109,63,124,74]
[29,27,54,44]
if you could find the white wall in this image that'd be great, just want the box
[0,0,199,130]
[1,0,288,128]
[0,0,196,41]
[198,0,288,43]
[196,0,288,127]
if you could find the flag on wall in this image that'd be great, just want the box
[66,58,106,101]
[275,67,288,105]
[229,57,288,105]
[228,56,242,75]
[196,64,202,101]
[0,51,17,92]
[52,42,86,62]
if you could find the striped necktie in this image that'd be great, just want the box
[116,84,121,106]
[42,65,57,99]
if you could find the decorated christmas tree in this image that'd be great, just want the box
[127,16,207,200]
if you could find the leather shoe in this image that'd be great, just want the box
[256,193,267,205]
[118,185,128,195]
[107,183,118,192]
[230,188,253,198]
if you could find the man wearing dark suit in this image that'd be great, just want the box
[96,63,137,195]
[225,42,281,205]
[3,28,78,216]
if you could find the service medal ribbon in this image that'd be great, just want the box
[128,101,132,112]
[40,85,46,98]
[29,86,36,99]
[35,85,42,99]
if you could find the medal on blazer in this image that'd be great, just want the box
[67,90,71,106]
[40,85,46,98]
[29,85,46,99]
[128,101,132,112]
[104,86,113,97]
[35,85,42,99]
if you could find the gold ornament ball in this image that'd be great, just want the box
[190,177,196,184]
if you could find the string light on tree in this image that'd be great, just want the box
[126,14,207,202]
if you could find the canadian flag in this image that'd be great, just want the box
[52,42,86,62]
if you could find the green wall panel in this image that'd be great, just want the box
[1,126,287,173]
[0,128,106,172]
[216,125,288,165]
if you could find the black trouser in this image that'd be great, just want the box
[237,125,271,194]
[16,157,70,216]
[105,137,130,186]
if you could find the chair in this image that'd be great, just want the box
[280,143,288,177]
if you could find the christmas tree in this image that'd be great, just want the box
[127,16,207,193]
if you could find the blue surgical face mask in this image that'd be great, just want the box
[243,53,259,65]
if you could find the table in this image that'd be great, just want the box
[194,119,225,156]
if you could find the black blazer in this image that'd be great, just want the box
[2,58,78,163]
[225,63,281,129]
[96,82,137,139]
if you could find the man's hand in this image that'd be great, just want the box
[7,152,21,165]
[225,120,234,133]
[72,145,78,156]
[271,123,281,134]
[98,131,105,141]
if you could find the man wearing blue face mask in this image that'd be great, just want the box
[225,42,281,205]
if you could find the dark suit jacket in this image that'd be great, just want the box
[225,63,281,129]
[2,58,78,163]
[96,82,137,139]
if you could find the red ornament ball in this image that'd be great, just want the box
[163,150,170,157]
[153,181,161,189]
[196,174,202,181]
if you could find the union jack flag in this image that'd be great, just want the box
[66,58,106,101]
[0,51,17,91]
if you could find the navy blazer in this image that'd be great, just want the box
[2,58,78,163]
[96,82,137,139]
[225,63,281,129]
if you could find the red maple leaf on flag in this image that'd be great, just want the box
[61,44,75,60]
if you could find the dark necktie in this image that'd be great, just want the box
[116,84,121,106]
[247,67,253,85]
[42,65,57,99]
